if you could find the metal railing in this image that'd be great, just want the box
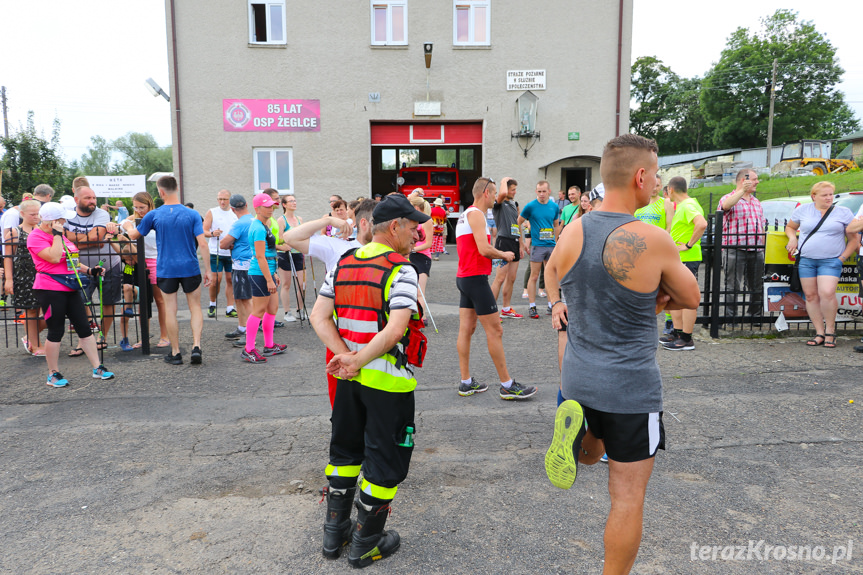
[2,233,151,355]
[698,211,860,337]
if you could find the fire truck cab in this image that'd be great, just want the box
[397,165,461,215]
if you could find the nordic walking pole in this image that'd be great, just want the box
[60,239,104,351]
[308,253,318,299]
[288,252,310,326]
[416,283,438,334]
[97,258,106,361]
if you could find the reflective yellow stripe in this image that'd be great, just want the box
[325,464,362,478]
[360,478,398,500]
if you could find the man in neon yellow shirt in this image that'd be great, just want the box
[634,174,673,231]
[661,177,706,351]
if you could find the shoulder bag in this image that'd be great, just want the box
[789,205,834,292]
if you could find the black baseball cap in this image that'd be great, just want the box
[229,194,247,208]
[373,193,430,224]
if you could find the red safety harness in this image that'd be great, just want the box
[333,248,427,370]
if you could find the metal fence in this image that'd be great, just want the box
[698,210,860,337]
[2,233,152,355]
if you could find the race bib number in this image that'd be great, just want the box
[66,251,80,272]
[539,228,553,241]
[510,224,520,237]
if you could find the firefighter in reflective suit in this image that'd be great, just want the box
[310,194,429,568]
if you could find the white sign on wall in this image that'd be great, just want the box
[414,101,442,116]
[86,175,147,198]
[506,69,546,91]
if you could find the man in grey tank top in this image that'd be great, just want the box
[543,134,700,574]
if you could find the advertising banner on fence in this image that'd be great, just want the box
[763,230,861,321]
[223,99,320,132]
[86,175,147,198]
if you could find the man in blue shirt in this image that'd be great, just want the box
[219,194,255,346]
[517,181,561,318]
[121,176,214,365]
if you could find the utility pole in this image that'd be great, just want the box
[1,86,9,139]
[765,59,778,171]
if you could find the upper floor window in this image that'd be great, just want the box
[371,1,408,46]
[249,1,286,45]
[254,148,293,194]
[454,1,490,46]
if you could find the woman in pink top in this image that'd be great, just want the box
[408,195,434,308]
[28,202,115,388]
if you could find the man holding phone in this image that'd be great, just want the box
[718,169,764,321]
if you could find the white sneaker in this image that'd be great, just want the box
[283,313,297,323]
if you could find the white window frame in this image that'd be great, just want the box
[253,148,294,194]
[370,1,408,46]
[248,0,287,45]
[453,1,491,46]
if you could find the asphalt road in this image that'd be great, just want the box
[1,256,862,574]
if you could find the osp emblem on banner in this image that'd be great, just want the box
[226,102,252,129]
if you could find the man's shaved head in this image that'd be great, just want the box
[600,134,659,190]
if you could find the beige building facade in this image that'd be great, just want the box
[165,0,633,217]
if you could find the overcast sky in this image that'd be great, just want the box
[1,1,860,164]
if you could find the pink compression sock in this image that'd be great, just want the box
[262,313,276,348]
[245,315,261,352]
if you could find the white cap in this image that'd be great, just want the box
[39,202,76,221]
[593,183,605,198]
[59,195,77,212]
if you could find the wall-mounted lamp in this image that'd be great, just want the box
[424,42,433,69]
[511,91,539,157]
[145,78,170,102]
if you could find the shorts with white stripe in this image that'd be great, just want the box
[582,407,665,463]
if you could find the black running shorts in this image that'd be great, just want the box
[456,275,498,316]
[278,251,305,272]
[581,406,665,463]
[232,269,252,300]
[409,252,432,276]
[494,236,520,262]
[157,274,202,295]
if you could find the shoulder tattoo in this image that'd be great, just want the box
[603,228,647,282]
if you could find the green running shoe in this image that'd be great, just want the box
[545,400,585,489]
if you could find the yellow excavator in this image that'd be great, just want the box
[773,139,858,175]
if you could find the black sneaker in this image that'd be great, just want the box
[190,346,202,364]
[661,337,695,351]
[528,307,539,319]
[458,377,488,396]
[232,339,246,348]
[225,329,243,340]
[546,305,553,315]
[274,320,285,328]
[658,332,676,344]
[164,352,183,365]
[499,380,537,400]
[207,305,216,318]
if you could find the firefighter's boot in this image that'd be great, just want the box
[347,500,400,568]
[322,486,356,559]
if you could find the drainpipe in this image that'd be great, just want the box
[169,0,185,201]
[615,0,624,136]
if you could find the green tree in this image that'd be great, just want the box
[112,132,172,177]
[701,9,860,149]
[76,135,117,176]
[0,112,68,203]
[630,56,713,154]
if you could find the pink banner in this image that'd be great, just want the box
[223,99,320,132]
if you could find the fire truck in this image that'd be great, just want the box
[397,164,461,215]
